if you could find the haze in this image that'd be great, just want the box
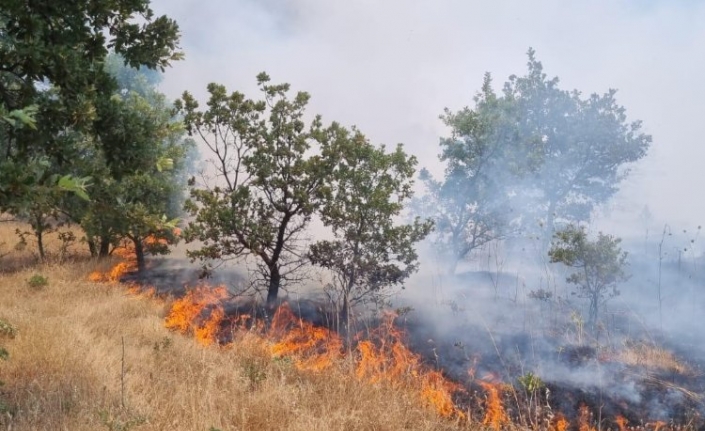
[152,0,704,230]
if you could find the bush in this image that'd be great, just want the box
[27,274,48,289]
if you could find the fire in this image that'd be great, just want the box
[354,312,465,419]
[479,380,509,430]
[88,270,105,282]
[577,404,596,431]
[421,370,464,418]
[615,415,629,431]
[194,307,225,346]
[164,285,228,346]
[552,414,569,431]
[270,304,343,371]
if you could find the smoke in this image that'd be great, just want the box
[141,0,705,423]
[152,0,705,226]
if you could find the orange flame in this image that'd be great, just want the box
[88,270,106,282]
[479,380,509,430]
[421,370,464,418]
[552,414,569,431]
[615,415,628,431]
[353,312,465,419]
[578,404,596,431]
[164,285,228,346]
[270,304,343,371]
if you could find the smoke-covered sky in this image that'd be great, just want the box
[151,0,705,229]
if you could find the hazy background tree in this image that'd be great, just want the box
[549,224,629,326]
[504,49,652,248]
[309,126,433,328]
[178,74,338,305]
[418,49,651,273]
[417,74,521,275]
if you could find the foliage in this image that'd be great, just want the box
[61,54,193,268]
[420,48,651,263]
[177,73,338,305]
[0,317,16,366]
[503,49,651,244]
[517,372,544,393]
[27,274,49,289]
[417,74,519,274]
[0,0,182,238]
[309,126,432,324]
[548,224,629,325]
[0,319,17,338]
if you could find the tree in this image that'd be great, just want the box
[309,126,433,327]
[417,74,521,274]
[58,54,192,269]
[0,0,182,214]
[177,74,337,305]
[424,49,652,263]
[503,49,651,246]
[548,225,629,326]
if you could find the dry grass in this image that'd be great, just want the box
[0,222,466,431]
[617,341,692,375]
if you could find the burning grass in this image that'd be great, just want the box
[0,240,462,430]
[2,222,704,430]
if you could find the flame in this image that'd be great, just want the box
[552,414,569,431]
[354,312,465,419]
[270,304,343,371]
[578,404,596,431]
[164,285,228,346]
[195,307,225,346]
[88,271,106,282]
[421,370,464,418]
[112,242,135,259]
[479,380,509,430]
[615,415,628,431]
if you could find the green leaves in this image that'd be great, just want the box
[178,74,337,303]
[310,126,433,312]
[1,105,38,129]
[418,75,513,274]
[56,175,92,201]
[549,224,629,324]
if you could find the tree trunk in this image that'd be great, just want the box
[134,238,145,273]
[266,265,281,306]
[447,256,460,276]
[99,235,110,258]
[541,200,557,253]
[588,293,599,328]
[340,291,350,333]
[87,239,98,257]
[36,228,45,263]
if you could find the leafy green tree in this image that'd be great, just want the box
[309,127,433,327]
[177,74,337,305]
[0,0,181,214]
[418,74,521,274]
[548,225,629,326]
[504,49,651,246]
[78,85,190,270]
[424,49,651,261]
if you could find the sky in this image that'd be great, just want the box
[150,0,705,231]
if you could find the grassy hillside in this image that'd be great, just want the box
[0,222,463,431]
[2,221,702,431]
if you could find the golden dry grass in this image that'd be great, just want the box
[0,222,467,431]
[617,341,691,375]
